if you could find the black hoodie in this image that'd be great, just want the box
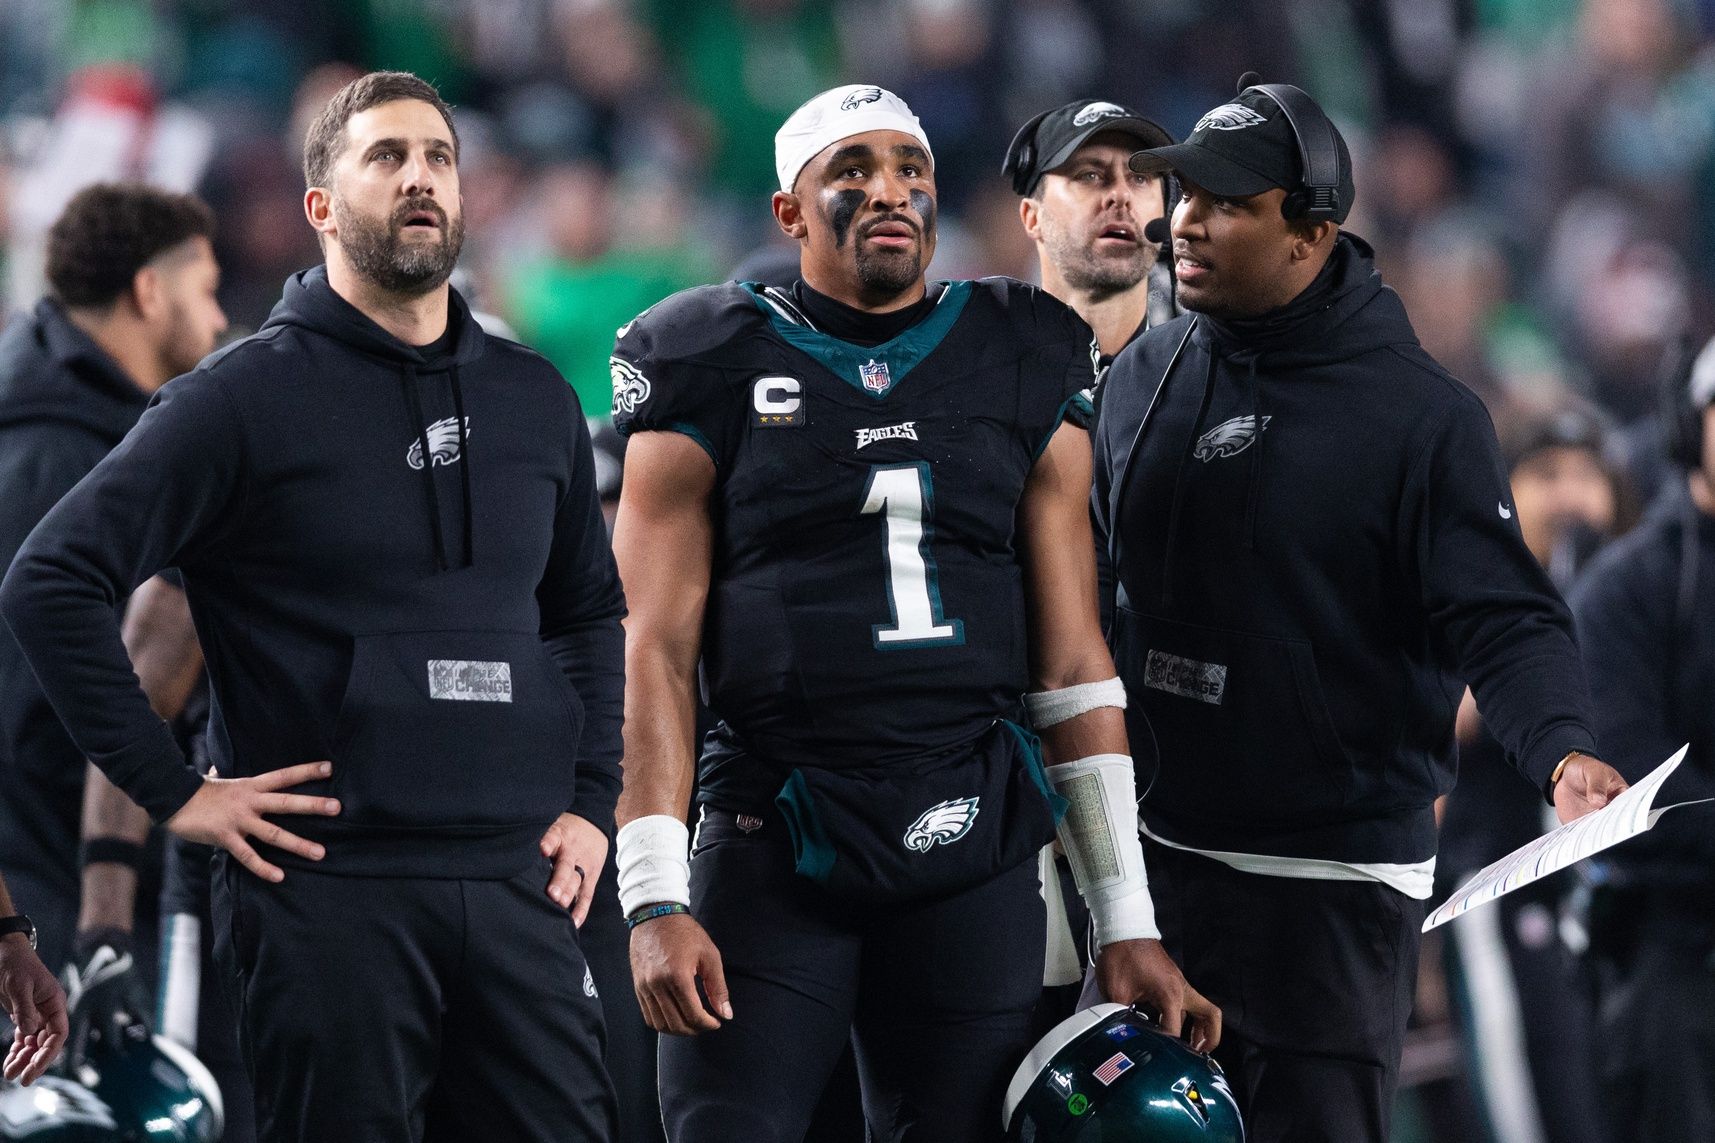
[1094,235,1597,865]
[1,267,625,879]
[0,299,153,891]
[1570,484,1715,895]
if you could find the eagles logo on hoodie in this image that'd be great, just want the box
[406,416,469,470]
[1193,414,1270,461]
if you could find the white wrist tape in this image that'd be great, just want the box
[1046,753,1159,946]
[1024,677,1127,729]
[615,814,691,915]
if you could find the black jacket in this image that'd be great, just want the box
[0,300,153,892]
[1,268,625,879]
[1570,485,1715,894]
[1095,236,1597,864]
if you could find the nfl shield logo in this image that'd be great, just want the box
[860,358,892,393]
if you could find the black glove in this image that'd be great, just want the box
[61,927,151,1069]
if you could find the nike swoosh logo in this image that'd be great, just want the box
[1499,502,1513,520]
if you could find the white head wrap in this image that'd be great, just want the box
[774,84,933,194]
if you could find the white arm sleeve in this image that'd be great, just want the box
[615,814,691,915]
[1046,753,1159,945]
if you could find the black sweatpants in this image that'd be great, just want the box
[659,810,1045,1143]
[1587,895,1715,1143]
[210,852,616,1143]
[1147,841,1424,1143]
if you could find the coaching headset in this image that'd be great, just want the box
[1236,72,1349,223]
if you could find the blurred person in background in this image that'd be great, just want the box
[0,870,68,1087]
[1568,335,1715,1143]
[1008,98,1175,373]
[505,161,702,420]
[0,182,224,987]
[1437,400,1628,1143]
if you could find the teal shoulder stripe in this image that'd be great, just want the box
[744,280,973,400]
[1033,391,1095,461]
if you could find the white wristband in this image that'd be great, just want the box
[1046,753,1159,946]
[615,814,691,916]
[1024,677,1127,729]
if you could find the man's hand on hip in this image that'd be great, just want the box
[1095,936,1222,1053]
[165,761,341,882]
[539,813,608,926]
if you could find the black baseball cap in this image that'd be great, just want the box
[1129,87,1354,219]
[1007,99,1174,196]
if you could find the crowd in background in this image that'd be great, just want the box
[2,2,1713,1141]
[3,0,1714,438]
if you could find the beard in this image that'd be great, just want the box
[333,194,465,296]
[854,241,924,296]
[160,303,218,377]
[1043,220,1151,295]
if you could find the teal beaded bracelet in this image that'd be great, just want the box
[625,902,690,930]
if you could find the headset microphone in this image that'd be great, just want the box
[1143,217,1170,244]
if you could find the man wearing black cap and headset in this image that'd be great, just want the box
[1093,78,1629,1141]
[1004,101,1176,372]
[1569,338,1715,1143]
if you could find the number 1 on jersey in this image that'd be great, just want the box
[859,463,965,649]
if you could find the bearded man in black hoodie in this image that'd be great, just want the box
[1096,81,1629,1142]
[1,72,624,1142]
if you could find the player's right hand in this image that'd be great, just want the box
[164,761,342,882]
[629,912,732,1036]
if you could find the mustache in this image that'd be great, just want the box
[858,213,920,239]
[392,197,448,229]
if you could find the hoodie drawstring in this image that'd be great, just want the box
[402,365,451,572]
[1244,355,1264,552]
[1162,348,1218,608]
[448,364,474,568]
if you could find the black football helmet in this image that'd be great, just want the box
[1004,1003,1244,1141]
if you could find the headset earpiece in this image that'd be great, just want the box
[1003,110,1052,196]
[1240,80,1346,224]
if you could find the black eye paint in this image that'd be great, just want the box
[909,189,935,238]
[824,189,865,248]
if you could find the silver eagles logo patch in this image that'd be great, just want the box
[406,417,469,470]
[1193,414,1271,461]
[902,797,981,852]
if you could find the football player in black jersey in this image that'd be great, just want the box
[609,85,1218,1143]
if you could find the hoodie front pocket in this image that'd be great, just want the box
[329,630,583,829]
[1114,607,1351,823]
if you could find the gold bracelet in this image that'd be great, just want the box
[1549,749,1586,787]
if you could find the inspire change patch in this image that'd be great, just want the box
[428,659,513,703]
[1143,650,1227,705]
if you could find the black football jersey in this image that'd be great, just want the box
[613,278,1095,805]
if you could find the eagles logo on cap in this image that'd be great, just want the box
[1072,101,1128,127]
[1195,103,1268,132]
[841,86,884,111]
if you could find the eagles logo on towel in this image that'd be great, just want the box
[902,796,980,852]
[1193,414,1271,461]
[406,416,470,470]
